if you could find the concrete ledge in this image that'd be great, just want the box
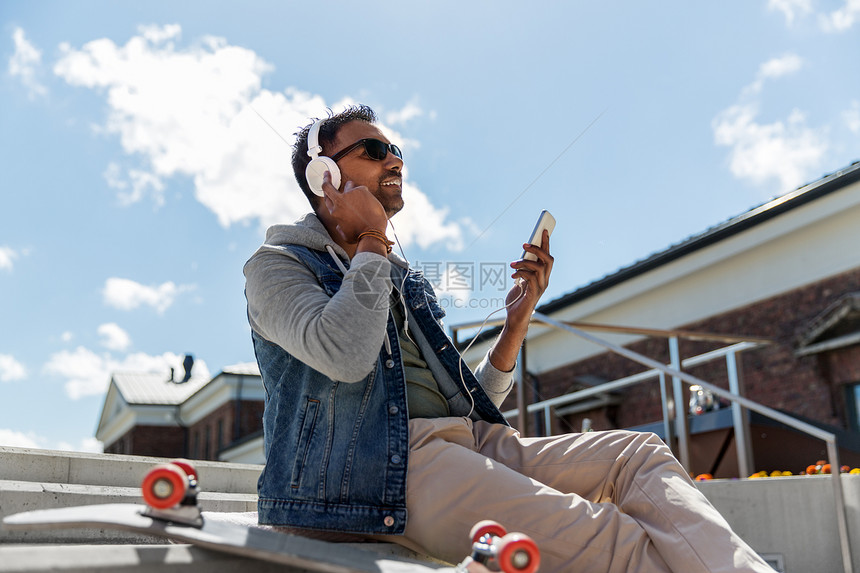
[0,544,298,572]
[698,474,860,573]
[0,447,261,494]
[0,480,257,543]
[0,543,448,573]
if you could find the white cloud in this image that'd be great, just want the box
[768,0,860,33]
[56,437,104,453]
[745,54,803,96]
[768,0,813,25]
[138,23,182,44]
[713,103,827,192]
[845,101,860,133]
[759,54,803,80]
[391,182,465,250]
[820,0,860,31]
[0,429,41,448]
[385,101,424,126]
[61,331,74,342]
[97,323,132,351]
[8,27,47,98]
[102,277,194,314]
[0,428,103,453]
[713,54,827,194]
[0,354,27,381]
[52,25,462,248]
[0,246,17,271]
[44,346,210,399]
[104,162,166,206]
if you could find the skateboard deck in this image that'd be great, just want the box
[2,503,453,573]
[3,460,538,572]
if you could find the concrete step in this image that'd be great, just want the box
[0,543,449,573]
[0,446,260,545]
[0,480,257,544]
[0,448,442,571]
[0,544,303,572]
[0,447,262,494]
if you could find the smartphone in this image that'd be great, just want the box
[522,210,556,261]
[515,210,555,287]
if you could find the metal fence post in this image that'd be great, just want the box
[726,351,753,478]
[658,371,674,446]
[544,407,553,437]
[516,340,529,437]
[669,337,691,470]
[826,440,854,573]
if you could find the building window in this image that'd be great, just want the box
[192,430,200,459]
[204,426,211,460]
[846,383,860,432]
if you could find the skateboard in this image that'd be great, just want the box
[2,459,539,573]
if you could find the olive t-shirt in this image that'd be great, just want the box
[389,291,450,418]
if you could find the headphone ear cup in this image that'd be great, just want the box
[305,157,341,197]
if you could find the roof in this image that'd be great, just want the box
[109,363,261,407]
[220,362,260,376]
[111,371,211,406]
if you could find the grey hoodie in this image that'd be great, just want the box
[244,213,513,405]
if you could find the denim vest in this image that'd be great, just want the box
[252,245,509,535]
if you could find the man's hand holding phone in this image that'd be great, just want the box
[509,210,555,303]
[507,227,553,319]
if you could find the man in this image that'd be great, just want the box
[244,105,774,572]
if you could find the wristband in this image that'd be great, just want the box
[358,230,394,254]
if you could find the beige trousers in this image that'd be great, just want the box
[376,417,774,573]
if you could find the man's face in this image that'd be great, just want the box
[328,120,404,217]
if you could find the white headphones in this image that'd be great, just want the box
[305,118,341,197]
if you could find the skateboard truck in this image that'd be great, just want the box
[140,459,203,528]
[455,520,540,573]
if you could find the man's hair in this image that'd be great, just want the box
[292,104,377,205]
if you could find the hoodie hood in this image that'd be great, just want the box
[260,213,407,269]
[263,213,345,257]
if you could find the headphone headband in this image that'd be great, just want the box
[307,119,323,159]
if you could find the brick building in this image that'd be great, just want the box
[95,360,265,463]
[461,161,860,476]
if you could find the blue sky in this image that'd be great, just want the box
[2,0,859,452]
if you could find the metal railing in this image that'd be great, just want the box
[502,339,761,468]
[453,312,854,573]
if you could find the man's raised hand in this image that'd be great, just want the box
[321,171,389,243]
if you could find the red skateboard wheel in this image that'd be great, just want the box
[169,458,198,481]
[470,520,507,543]
[497,533,540,573]
[142,463,188,509]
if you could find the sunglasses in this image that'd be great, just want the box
[330,138,403,162]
